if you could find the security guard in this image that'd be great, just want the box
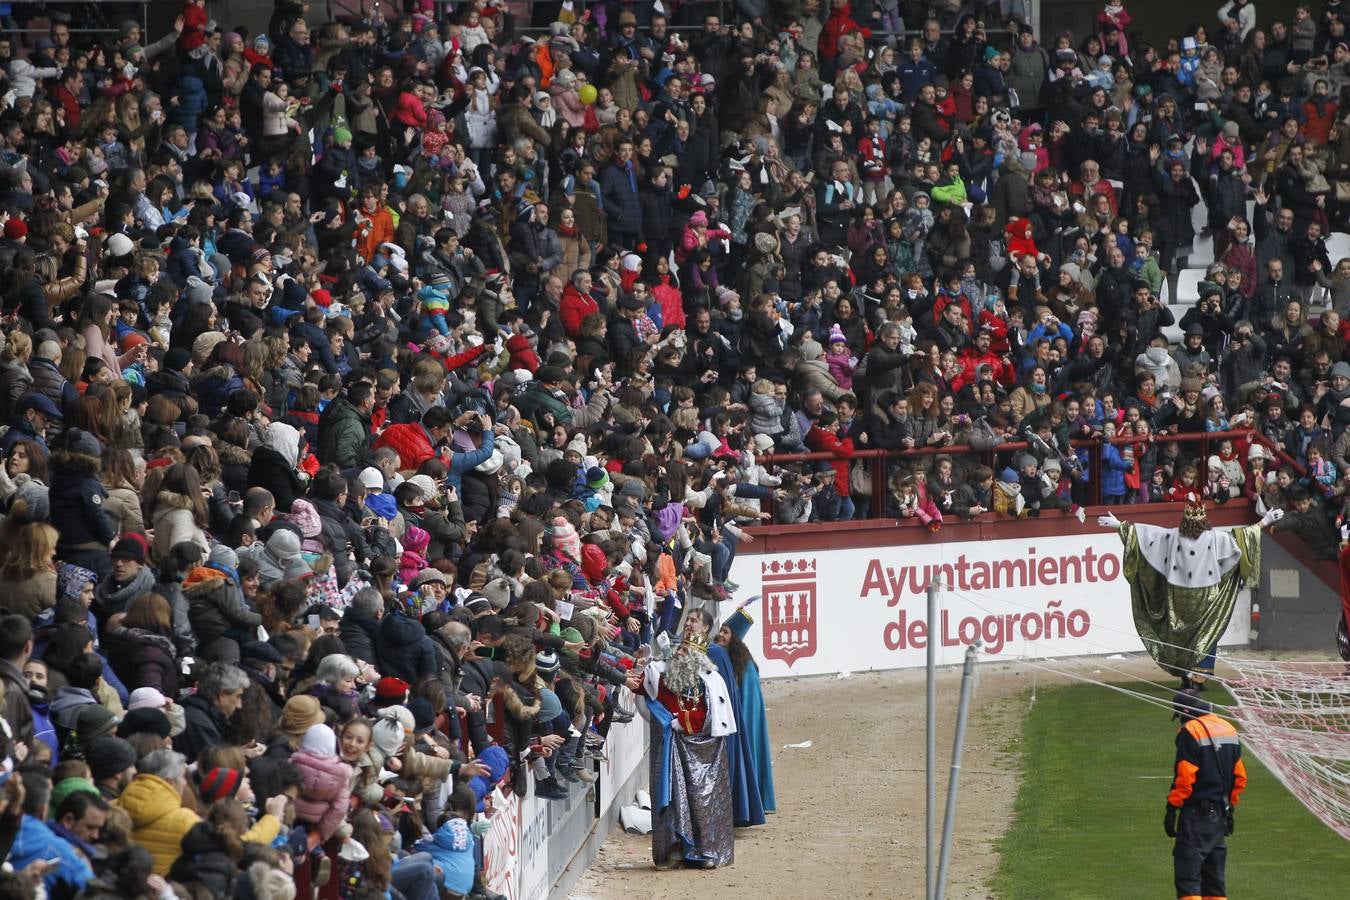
[1164,689,1247,900]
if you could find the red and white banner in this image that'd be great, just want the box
[725,533,1251,679]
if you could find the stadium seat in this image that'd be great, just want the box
[1326,232,1350,265]
[1168,268,1206,307]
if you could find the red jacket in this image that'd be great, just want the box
[652,275,684,328]
[506,334,540,372]
[49,84,81,129]
[372,422,443,473]
[805,425,855,496]
[560,282,599,339]
[820,3,870,60]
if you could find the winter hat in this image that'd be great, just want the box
[118,708,171,739]
[410,567,450,588]
[73,704,119,741]
[688,210,708,227]
[3,219,27,240]
[402,525,430,553]
[14,481,50,522]
[56,564,97,601]
[63,428,102,459]
[359,467,385,491]
[566,434,588,457]
[406,474,440,503]
[999,467,1019,483]
[828,324,847,345]
[209,544,239,571]
[374,677,411,704]
[279,695,325,738]
[287,498,324,540]
[585,466,609,490]
[164,347,193,373]
[334,126,353,144]
[481,577,513,610]
[105,233,135,258]
[300,723,338,757]
[753,232,777,255]
[1207,455,1225,472]
[192,330,228,366]
[198,767,243,803]
[371,717,406,758]
[621,252,642,272]
[185,275,214,305]
[551,517,580,560]
[87,736,137,780]
[49,778,99,816]
[1331,361,1350,380]
[110,536,147,564]
[128,687,170,711]
[535,650,560,679]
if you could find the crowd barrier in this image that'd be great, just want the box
[763,428,1279,518]
[482,714,650,900]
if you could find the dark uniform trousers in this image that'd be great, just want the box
[1174,799,1227,900]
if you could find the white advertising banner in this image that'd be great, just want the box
[725,533,1250,679]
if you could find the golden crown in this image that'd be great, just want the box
[681,633,710,654]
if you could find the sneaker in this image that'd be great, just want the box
[557,764,581,784]
[721,579,740,592]
[573,766,598,783]
[531,757,549,780]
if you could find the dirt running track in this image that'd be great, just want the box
[573,656,1167,899]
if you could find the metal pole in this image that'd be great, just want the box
[926,581,938,900]
[935,642,981,900]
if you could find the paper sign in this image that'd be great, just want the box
[555,600,575,621]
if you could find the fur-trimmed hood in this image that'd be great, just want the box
[215,441,252,466]
[51,450,101,474]
[153,489,197,512]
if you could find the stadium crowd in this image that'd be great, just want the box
[0,0,1344,894]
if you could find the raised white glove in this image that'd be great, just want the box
[1259,508,1285,527]
[493,335,505,354]
[1097,513,1121,529]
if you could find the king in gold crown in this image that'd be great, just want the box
[1179,493,1210,539]
[680,632,710,655]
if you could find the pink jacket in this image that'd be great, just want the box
[550,83,586,129]
[676,224,730,265]
[290,751,353,841]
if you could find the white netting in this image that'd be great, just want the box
[1223,658,1350,841]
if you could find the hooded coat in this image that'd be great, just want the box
[184,564,262,652]
[290,750,353,841]
[375,613,438,684]
[248,422,306,513]
[150,489,210,567]
[115,774,202,874]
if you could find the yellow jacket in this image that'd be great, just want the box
[115,774,200,874]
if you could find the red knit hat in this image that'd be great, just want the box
[198,767,242,803]
[3,219,27,241]
[374,676,410,703]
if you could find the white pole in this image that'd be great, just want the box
[936,642,981,899]
[926,580,938,900]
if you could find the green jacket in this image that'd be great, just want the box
[515,382,573,427]
[317,396,372,469]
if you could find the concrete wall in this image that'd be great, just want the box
[1256,533,1343,653]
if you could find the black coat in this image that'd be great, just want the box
[338,609,380,668]
[247,445,306,514]
[50,462,115,554]
[169,823,237,899]
[374,613,438,684]
[175,693,229,763]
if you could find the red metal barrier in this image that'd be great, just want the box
[758,428,1276,521]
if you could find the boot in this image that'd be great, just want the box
[534,777,569,800]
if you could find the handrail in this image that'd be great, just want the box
[756,428,1278,520]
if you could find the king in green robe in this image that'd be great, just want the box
[1100,500,1273,684]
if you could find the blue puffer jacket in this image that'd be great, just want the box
[1100,442,1133,498]
[173,62,209,132]
[10,816,93,894]
[419,818,475,894]
[191,365,246,419]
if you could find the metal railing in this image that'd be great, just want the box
[758,428,1282,520]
